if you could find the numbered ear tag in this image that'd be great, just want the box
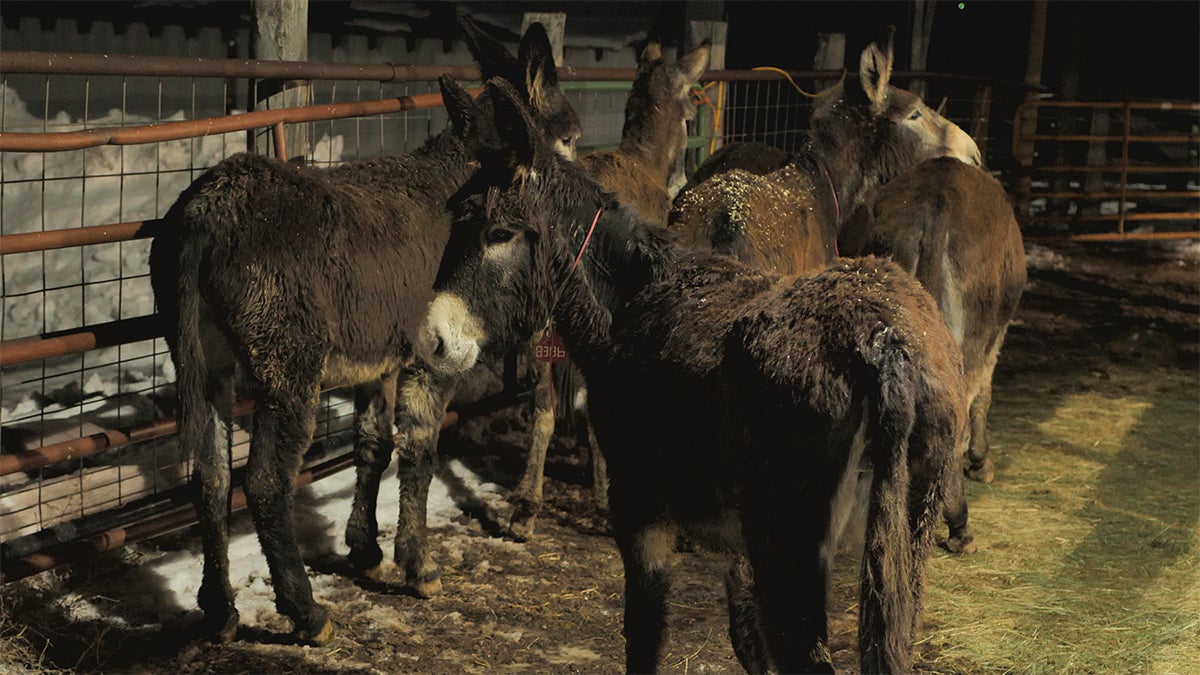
[534,324,568,363]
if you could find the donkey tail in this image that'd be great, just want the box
[154,175,237,465]
[911,193,953,318]
[857,324,940,674]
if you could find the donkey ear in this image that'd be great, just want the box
[488,78,540,175]
[440,75,478,144]
[673,42,711,99]
[460,14,518,82]
[858,25,895,115]
[639,40,663,66]
[519,22,562,117]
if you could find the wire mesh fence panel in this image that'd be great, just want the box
[0,69,407,548]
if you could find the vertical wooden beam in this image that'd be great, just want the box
[522,12,566,66]
[909,0,936,100]
[686,20,725,70]
[1084,107,1111,195]
[1015,0,1048,221]
[688,19,726,156]
[253,0,309,159]
[969,83,992,164]
[813,32,846,91]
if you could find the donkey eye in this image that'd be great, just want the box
[486,228,516,244]
[909,109,923,121]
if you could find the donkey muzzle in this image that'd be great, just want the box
[417,292,485,374]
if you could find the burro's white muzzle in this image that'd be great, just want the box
[417,292,485,375]
[947,123,982,168]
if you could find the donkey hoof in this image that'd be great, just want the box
[202,609,240,644]
[966,457,995,484]
[508,515,538,542]
[509,500,540,542]
[295,617,336,646]
[357,564,385,582]
[347,546,384,577]
[409,569,443,598]
[944,534,978,555]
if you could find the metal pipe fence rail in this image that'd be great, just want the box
[0,49,1024,579]
[1013,100,1200,241]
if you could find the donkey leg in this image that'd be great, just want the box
[345,372,399,578]
[567,377,609,511]
[615,523,674,673]
[189,368,239,642]
[393,368,449,598]
[964,380,996,484]
[724,555,770,674]
[510,359,554,541]
[244,390,332,645]
[589,426,610,511]
[942,453,977,554]
[744,526,834,674]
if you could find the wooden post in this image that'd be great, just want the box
[969,83,992,165]
[253,0,309,160]
[813,33,846,93]
[1084,107,1111,195]
[1014,0,1048,221]
[688,20,726,156]
[522,12,566,66]
[909,0,936,100]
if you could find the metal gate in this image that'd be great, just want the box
[1014,99,1200,240]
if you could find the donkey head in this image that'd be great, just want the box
[622,40,711,195]
[460,16,582,160]
[811,26,980,201]
[424,78,597,375]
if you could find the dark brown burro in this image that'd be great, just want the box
[148,21,578,645]
[419,78,970,674]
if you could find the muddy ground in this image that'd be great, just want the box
[2,239,1197,674]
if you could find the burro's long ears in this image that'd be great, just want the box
[460,14,519,82]
[487,78,540,178]
[439,74,478,145]
[519,22,560,117]
[639,40,663,67]
[514,21,581,161]
[859,25,896,115]
[673,42,711,99]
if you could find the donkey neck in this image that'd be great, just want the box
[536,170,675,367]
[797,127,877,231]
[616,115,681,185]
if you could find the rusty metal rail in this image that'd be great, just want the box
[0,315,162,366]
[0,49,650,82]
[3,50,1040,87]
[0,220,154,255]
[0,90,460,152]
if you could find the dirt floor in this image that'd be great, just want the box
[2,239,1197,674]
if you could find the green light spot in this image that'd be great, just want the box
[957,2,965,8]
